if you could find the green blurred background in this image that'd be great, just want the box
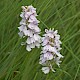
[0,0,80,80]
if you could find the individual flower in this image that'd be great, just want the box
[41,67,50,74]
[18,5,41,51]
[39,28,63,74]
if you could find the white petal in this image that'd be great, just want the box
[39,54,47,64]
[19,19,26,25]
[42,67,50,74]
[25,14,29,19]
[30,15,36,20]
[54,30,58,34]
[43,45,51,51]
[52,48,63,58]
[47,33,54,38]
[42,39,49,46]
[29,43,35,48]
[28,6,37,16]
[34,34,41,41]
[21,6,27,11]
[23,27,27,34]
[28,18,33,23]
[25,12,32,19]
[18,32,23,37]
[20,12,25,18]
[28,23,35,29]
[35,42,40,48]
[18,25,27,36]
[28,5,36,11]
[41,50,47,54]
[54,57,62,66]
[28,30,33,37]
[26,37,31,44]
[30,15,39,22]
[26,45,31,51]
[56,52,63,58]
[34,26,41,32]
[44,52,53,60]
[18,25,24,32]
[24,30,33,37]
[28,23,40,32]
[30,37,35,43]
[28,18,39,24]
[23,30,28,36]
[26,37,35,44]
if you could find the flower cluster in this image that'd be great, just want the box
[18,5,64,74]
[18,5,41,51]
[39,29,63,74]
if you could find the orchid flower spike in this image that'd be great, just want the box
[18,5,41,51]
[39,28,63,74]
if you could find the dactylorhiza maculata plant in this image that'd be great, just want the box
[18,5,41,51]
[39,29,64,74]
[18,5,63,74]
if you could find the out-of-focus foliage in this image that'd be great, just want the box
[0,0,80,80]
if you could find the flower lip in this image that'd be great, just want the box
[42,67,50,74]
